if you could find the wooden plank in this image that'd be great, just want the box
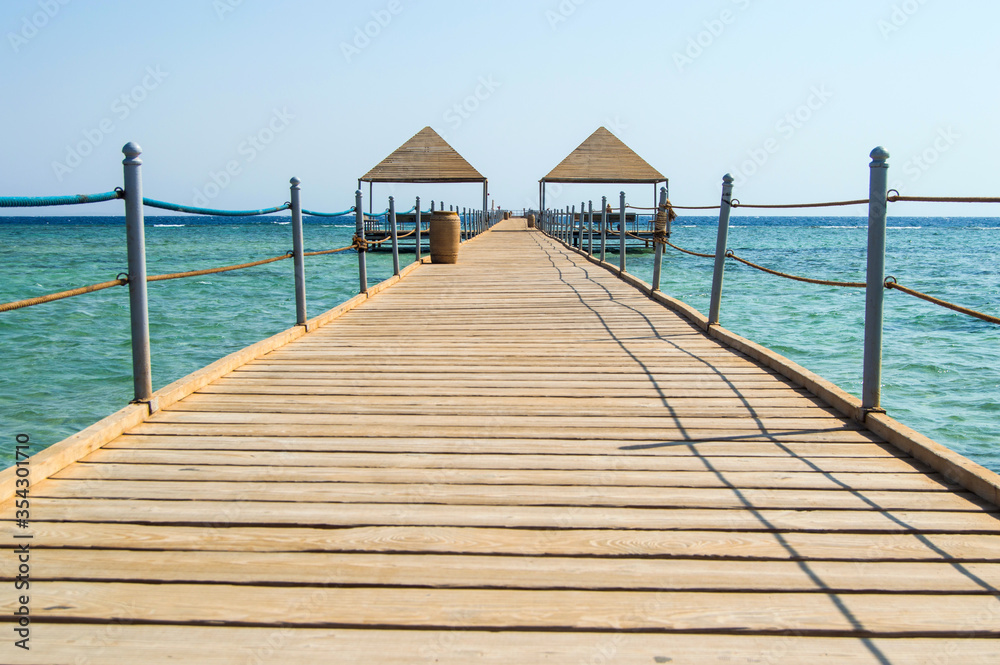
[171,398,838,420]
[129,422,877,443]
[144,411,862,431]
[19,522,1000,560]
[21,498,1000,532]
[33,479,989,511]
[7,582,1000,634]
[100,435,910,461]
[18,550,1000,593]
[15,626,1000,665]
[191,392,831,409]
[56,464,951,491]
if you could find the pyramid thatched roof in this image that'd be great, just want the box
[542,127,664,184]
[361,127,485,183]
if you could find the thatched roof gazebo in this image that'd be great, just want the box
[360,127,487,215]
[539,127,666,210]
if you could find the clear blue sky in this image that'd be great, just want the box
[2,0,998,216]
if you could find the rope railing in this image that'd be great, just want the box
[887,194,1000,204]
[146,254,293,282]
[730,198,870,210]
[142,198,290,216]
[0,277,128,313]
[0,222,424,312]
[303,244,356,257]
[658,235,996,322]
[666,240,715,259]
[0,190,124,208]
[884,278,1000,325]
[303,206,355,217]
[724,251,866,288]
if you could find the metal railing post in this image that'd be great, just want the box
[587,201,594,255]
[569,205,575,246]
[708,174,735,325]
[652,186,667,292]
[415,196,422,261]
[578,201,585,249]
[355,190,367,293]
[290,177,307,325]
[600,196,607,262]
[618,192,627,272]
[389,196,400,276]
[863,147,890,414]
[122,142,153,404]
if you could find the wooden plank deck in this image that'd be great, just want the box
[4,218,1000,663]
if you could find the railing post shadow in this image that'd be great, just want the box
[289,177,307,326]
[355,190,367,293]
[122,142,153,406]
[863,147,890,416]
[708,174,735,325]
[389,196,400,276]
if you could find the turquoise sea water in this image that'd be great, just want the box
[1,215,998,473]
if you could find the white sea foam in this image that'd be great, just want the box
[153,224,185,227]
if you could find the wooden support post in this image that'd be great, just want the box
[290,177,307,325]
[708,174,735,325]
[122,142,153,405]
[355,190,367,293]
[863,147,890,414]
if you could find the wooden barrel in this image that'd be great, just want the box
[429,210,461,264]
[526,214,536,228]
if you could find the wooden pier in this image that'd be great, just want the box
[4,218,1000,663]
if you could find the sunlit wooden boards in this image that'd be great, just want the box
[2,218,998,663]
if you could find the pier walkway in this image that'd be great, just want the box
[6,219,1000,663]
